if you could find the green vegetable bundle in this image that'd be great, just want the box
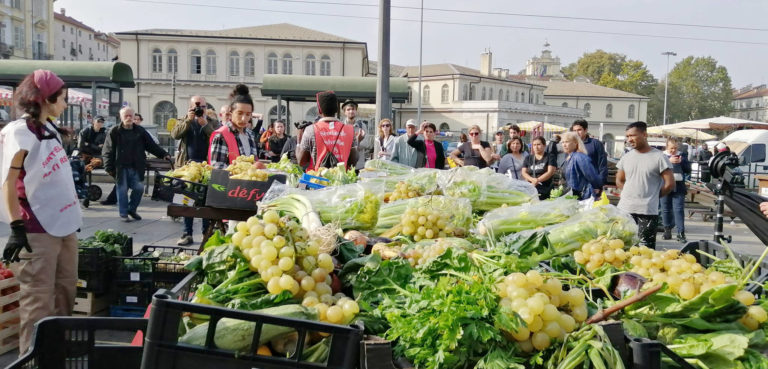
[477,197,580,239]
[300,183,381,230]
[79,230,130,256]
[266,155,302,186]
[439,167,538,212]
[373,195,472,235]
[363,159,413,176]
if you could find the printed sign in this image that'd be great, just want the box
[205,169,286,210]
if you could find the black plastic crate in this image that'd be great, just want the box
[152,173,207,206]
[115,245,196,285]
[681,240,768,295]
[140,271,363,369]
[116,281,155,307]
[6,317,147,369]
[77,270,111,294]
[78,247,111,273]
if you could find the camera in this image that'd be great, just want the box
[194,102,205,117]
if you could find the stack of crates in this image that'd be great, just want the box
[0,277,20,355]
[75,237,133,316]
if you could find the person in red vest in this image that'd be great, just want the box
[208,84,259,169]
[297,91,358,170]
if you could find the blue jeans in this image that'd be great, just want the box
[660,190,686,234]
[183,217,210,236]
[116,167,144,217]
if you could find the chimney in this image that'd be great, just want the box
[480,50,492,76]
[60,8,65,16]
[492,68,502,78]
[501,69,509,79]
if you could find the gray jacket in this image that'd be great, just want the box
[390,134,419,167]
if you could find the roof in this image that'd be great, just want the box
[734,87,768,100]
[0,61,134,88]
[536,79,648,99]
[54,12,95,33]
[367,61,405,77]
[395,63,543,87]
[261,75,409,103]
[117,23,362,44]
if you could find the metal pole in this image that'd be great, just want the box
[661,51,676,125]
[375,0,391,123]
[416,0,423,125]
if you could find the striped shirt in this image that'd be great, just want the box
[209,122,258,169]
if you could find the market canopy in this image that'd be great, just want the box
[515,121,568,133]
[657,116,768,131]
[648,127,717,141]
[0,61,135,88]
[261,75,410,103]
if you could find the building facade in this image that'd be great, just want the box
[0,0,55,60]
[731,85,768,122]
[114,23,368,152]
[54,8,119,62]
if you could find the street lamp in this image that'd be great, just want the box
[662,51,677,125]
[416,0,424,125]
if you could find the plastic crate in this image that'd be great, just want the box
[6,317,147,369]
[78,247,110,272]
[111,305,147,318]
[115,246,196,285]
[116,281,154,306]
[152,173,207,206]
[140,271,363,369]
[681,240,768,295]
[299,173,329,190]
[77,270,111,294]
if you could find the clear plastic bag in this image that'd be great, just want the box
[476,197,580,239]
[438,167,538,211]
[373,195,472,236]
[300,182,384,230]
[362,159,414,177]
[545,205,638,254]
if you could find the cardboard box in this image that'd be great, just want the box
[205,169,286,210]
[757,175,768,198]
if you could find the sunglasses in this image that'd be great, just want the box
[381,124,391,127]
[469,132,479,136]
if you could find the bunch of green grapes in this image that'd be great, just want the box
[402,240,451,266]
[301,292,360,325]
[399,207,452,241]
[573,237,628,273]
[386,181,422,202]
[496,271,587,352]
[734,291,768,330]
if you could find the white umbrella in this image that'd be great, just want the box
[661,116,768,131]
[660,128,716,141]
[515,121,567,133]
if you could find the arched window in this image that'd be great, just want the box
[583,103,591,117]
[266,52,278,74]
[521,92,525,103]
[505,90,510,101]
[605,103,613,118]
[305,54,316,76]
[470,85,476,100]
[535,94,539,104]
[441,84,449,103]
[151,48,162,73]
[562,102,569,108]
[228,51,240,76]
[628,104,636,119]
[190,49,202,74]
[422,85,430,104]
[515,91,519,102]
[305,106,318,121]
[244,52,255,76]
[153,101,177,130]
[498,89,503,101]
[488,88,493,100]
[462,85,468,101]
[269,105,291,124]
[320,55,331,76]
[282,53,293,75]
[439,122,450,132]
[481,87,486,100]
[205,49,216,75]
[167,49,177,73]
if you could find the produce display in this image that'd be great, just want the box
[266,155,303,185]
[225,155,270,180]
[166,161,212,184]
[78,230,130,256]
[305,163,357,186]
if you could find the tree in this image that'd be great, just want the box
[562,50,657,96]
[647,56,733,125]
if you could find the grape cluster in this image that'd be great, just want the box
[386,181,422,202]
[573,237,628,273]
[232,211,359,325]
[403,240,450,266]
[400,207,453,241]
[497,271,587,352]
[735,291,768,330]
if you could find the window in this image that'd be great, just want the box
[267,52,278,74]
[481,87,486,100]
[470,85,476,100]
[753,144,766,163]
[78,30,81,37]
[320,55,331,76]
[167,49,178,73]
[529,93,533,103]
[407,87,412,103]
[506,90,510,101]
[70,27,73,35]
[78,44,82,54]
[89,34,92,40]
[228,51,240,76]
[13,26,24,48]
[562,102,569,108]
[282,53,293,75]
[11,0,21,9]
[205,50,217,75]
[305,106,318,121]
[583,103,591,117]
[498,89,503,101]
[439,123,450,131]
[462,85,468,101]
[153,101,177,130]
[535,94,539,104]
[190,49,202,74]
[628,104,635,119]
[305,54,316,75]
[441,84,449,103]
[422,85,430,104]
[520,92,525,103]
[268,105,291,124]
[151,48,162,73]
[605,103,613,118]
[62,39,65,48]
[244,52,255,76]
[488,88,493,100]
[515,91,519,102]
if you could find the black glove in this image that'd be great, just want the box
[4,220,32,263]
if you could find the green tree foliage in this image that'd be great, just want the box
[562,50,657,96]
[647,56,733,125]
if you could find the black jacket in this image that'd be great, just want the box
[407,134,445,169]
[79,126,106,156]
[103,124,168,181]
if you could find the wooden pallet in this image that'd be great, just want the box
[0,278,20,355]
[73,291,114,316]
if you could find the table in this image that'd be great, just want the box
[166,204,256,252]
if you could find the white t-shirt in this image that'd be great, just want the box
[617,148,672,215]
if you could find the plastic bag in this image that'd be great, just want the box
[373,195,472,236]
[438,167,538,212]
[476,197,580,239]
[545,205,638,254]
[362,159,414,177]
[300,182,384,230]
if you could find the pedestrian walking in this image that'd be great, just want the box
[660,137,691,242]
[561,132,602,201]
[498,137,528,179]
[0,70,82,353]
[407,122,445,169]
[103,106,170,222]
[450,125,493,168]
[695,142,713,182]
[616,121,675,249]
[522,136,557,199]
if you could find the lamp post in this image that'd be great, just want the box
[662,51,677,125]
[416,0,424,125]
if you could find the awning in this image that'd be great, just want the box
[0,88,108,110]
[649,127,717,141]
[515,121,568,133]
[0,61,135,88]
[656,116,768,131]
[261,75,410,103]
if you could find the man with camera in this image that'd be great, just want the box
[171,96,219,245]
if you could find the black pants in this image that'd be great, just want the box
[631,214,659,249]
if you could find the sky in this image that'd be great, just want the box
[55,0,767,88]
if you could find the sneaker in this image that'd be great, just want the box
[128,211,142,221]
[662,227,672,240]
[177,234,193,246]
[120,215,132,222]
[677,232,687,243]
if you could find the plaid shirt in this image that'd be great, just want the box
[209,122,258,169]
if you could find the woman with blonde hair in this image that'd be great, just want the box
[561,131,602,200]
[373,118,396,159]
[450,125,493,168]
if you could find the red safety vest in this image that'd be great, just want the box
[207,125,240,165]
[313,120,354,171]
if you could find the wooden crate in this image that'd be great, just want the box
[0,277,20,355]
[73,291,114,316]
